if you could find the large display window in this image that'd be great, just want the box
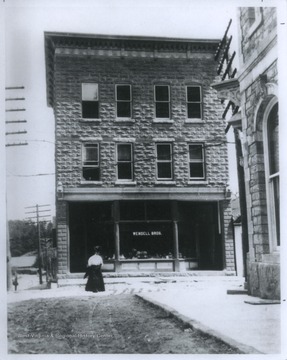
[68,200,223,272]
[118,201,173,259]
[119,200,172,221]
[119,222,173,259]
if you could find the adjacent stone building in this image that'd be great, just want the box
[213,7,280,299]
[44,32,235,279]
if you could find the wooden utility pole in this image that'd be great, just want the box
[25,204,51,285]
[5,86,28,291]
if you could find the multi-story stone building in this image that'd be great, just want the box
[44,32,235,279]
[213,7,280,299]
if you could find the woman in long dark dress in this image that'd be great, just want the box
[84,247,105,292]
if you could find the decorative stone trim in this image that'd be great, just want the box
[113,137,136,143]
[115,181,137,185]
[80,181,103,185]
[61,186,227,201]
[153,137,175,142]
[80,136,103,141]
[184,119,204,124]
[79,119,101,124]
[187,180,208,185]
[211,78,240,107]
[152,119,174,124]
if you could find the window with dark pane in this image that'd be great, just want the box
[155,85,170,118]
[156,144,172,180]
[268,104,279,176]
[267,103,280,246]
[248,7,256,26]
[82,83,99,119]
[117,144,133,180]
[120,201,145,220]
[189,144,205,179]
[116,85,131,118]
[82,143,100,180]
[187,86,202,119]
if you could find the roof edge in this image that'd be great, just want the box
[44,31,220,44]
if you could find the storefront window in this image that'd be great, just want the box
[119,201,172,221]
[119,201,145,220]
[119,222,173,259]
[119,201,173,259]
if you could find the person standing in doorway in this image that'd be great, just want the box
[84,246,105,292]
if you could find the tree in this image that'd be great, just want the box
[9,220,53,257]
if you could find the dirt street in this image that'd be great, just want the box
[7,293,241,354]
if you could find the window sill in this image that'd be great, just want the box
[115,180,137,185]
[153,119,174,124]
[115,118,135,123]
[155,181,176,185]
[80,118,101,123]
[80,181,103,185]
[185,119,204,124]
[188,180,208,185]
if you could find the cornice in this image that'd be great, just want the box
[46,32,219,52]
[45,32,220,108]
[60,186,227,202]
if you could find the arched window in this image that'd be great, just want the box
[264,100,280,250]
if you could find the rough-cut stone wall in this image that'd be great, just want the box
[222,200,234,271]
[56,201,69,275]
[244,62,277,263]
[53,47,234,275]
[54,55,229,188]
[239,7,279,299]
[240,7,277,64]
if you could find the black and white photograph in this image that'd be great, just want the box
[1,0,286,357]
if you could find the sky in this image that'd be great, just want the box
[2,0,272,221]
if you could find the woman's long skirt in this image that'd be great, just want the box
[85,265,105,292]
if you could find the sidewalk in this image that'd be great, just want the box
[137,278,281,354]
[7,275,281,354]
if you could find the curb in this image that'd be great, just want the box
[136,293,263,355]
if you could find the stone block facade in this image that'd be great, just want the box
[45,33,235,276]
[238,7,280,299]
[54,55,228,188]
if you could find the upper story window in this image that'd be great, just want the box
[189,144,205,180]
[248,7,256,26]
[156,143,173,180]
[82,83,99,119]
[247,7,263,37]
[116,85,132,118]
[116,143,133,181]
[186,86,202,119]
[155,85,170,119]
[82,143,100,181]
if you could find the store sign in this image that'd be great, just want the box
[133,231,162,236]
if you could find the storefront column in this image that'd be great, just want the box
[172,201,180,271]
[113,201,121,271]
